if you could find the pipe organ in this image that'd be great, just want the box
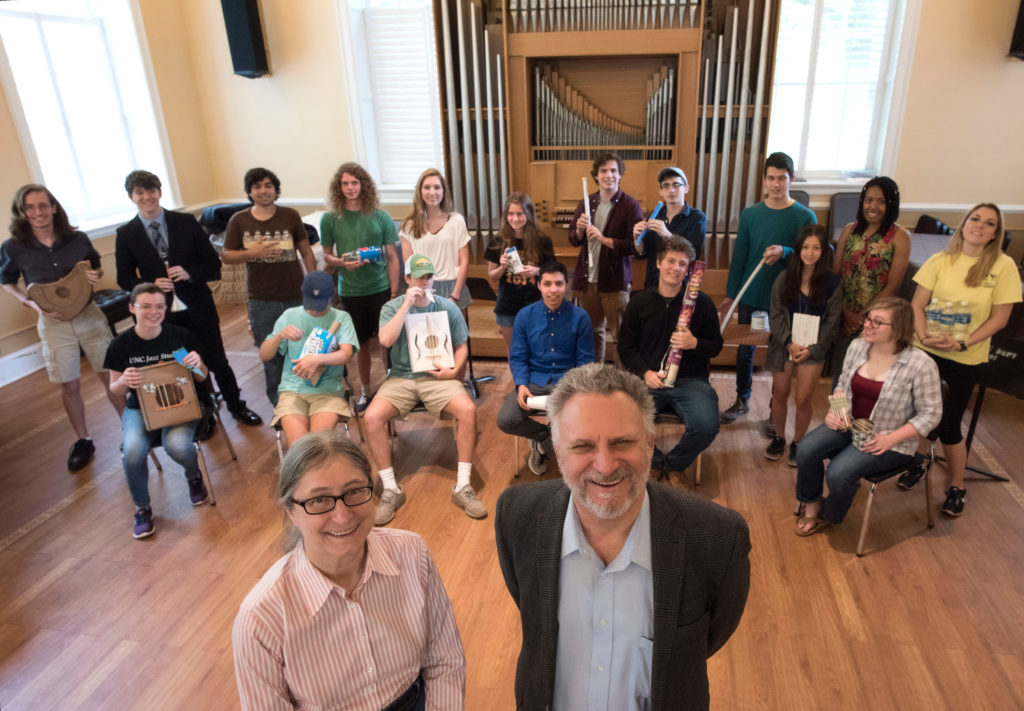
[433,0,780,270]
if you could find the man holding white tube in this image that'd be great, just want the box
[619,237,723,476]
[497,260,594,475]
[718,152,816,424]
[632,166,707,290]
[569,151,643,365]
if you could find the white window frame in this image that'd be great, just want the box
[334,0,445,205]
[767,0,921,196]
[0,0,178,234]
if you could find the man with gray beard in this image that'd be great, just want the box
[494,363,751,711]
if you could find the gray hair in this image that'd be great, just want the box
[548,363,656,444]
[277,431,374,550]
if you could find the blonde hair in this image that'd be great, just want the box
[401,168,454,240]
[944,203,1004,288]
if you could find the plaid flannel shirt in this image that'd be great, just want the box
[837,338,943,455]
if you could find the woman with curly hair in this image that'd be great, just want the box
[905,203,1022,517]
[765,224,842,464]
[484,192,555,352]
[399,168,471,310]
[319,163,399,411]
[827,176,911,379]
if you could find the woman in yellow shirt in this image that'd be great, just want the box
[906,203,1022,517]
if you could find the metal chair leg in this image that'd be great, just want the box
[275,427,285,464]
[149,449,163,472]
[194,442,217,506]
[695,453,702,487]
[925,443,935,529]
[856,483,879,557]
[514,436,521,478]
[212,410,238,461]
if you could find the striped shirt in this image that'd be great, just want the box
[232,528,466,710]
[836,338,943,455]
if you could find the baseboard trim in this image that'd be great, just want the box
[0,342,44,387]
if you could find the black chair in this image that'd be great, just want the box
[273,370,365,463]
[653,412,703,487]
[94,288,131,336]
[854,444,935,557]
[828,192,860,244]
[791,190,810,208]
[913,215,954,236]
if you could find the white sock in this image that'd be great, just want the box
[361,383,369,397]
[378,467,400,492]
[455,462,472,491]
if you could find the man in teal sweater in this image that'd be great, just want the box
[718,152,816,424]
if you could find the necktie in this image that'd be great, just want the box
[149,221,168,260]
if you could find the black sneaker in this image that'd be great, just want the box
[197,411,216,441]
[763,419,777,439]
[720,398,749,424]
[788,442,798,467]
[188,478,209,506]
[68,438,95,471]
[897,456,929,490]
[765,436,786,460]
[133,507,155,539]
[941,487,966,517]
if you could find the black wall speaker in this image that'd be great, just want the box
[220,0,269,78]
[1011,1,1024,59]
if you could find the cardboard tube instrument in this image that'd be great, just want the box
[660,260,706,386]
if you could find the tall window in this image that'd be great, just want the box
[766,0,909,179]
[0,0,172,225]
[341,0,445,198]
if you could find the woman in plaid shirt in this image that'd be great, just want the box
[793,296,942,536]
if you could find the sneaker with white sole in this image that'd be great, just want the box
[765,436,786,460]
[374,488,406,526]
[898,455,929,490]
[187,477,209,506]
[451,485,487,518]
[133,507,155,539]
[528,439,548,476]
[941,487,966,517]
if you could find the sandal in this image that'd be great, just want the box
[795,516,832,537]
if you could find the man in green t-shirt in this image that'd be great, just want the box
[362,255,485,526]
[320,163,399,414]
[718,152,817,426]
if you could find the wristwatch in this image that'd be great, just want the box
[958,340,968,352]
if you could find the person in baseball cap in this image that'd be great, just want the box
[301,270,335,312]
[633,165,707,290]
[404,254,435,278]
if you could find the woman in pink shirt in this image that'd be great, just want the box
[232,432,465,710]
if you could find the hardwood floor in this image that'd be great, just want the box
[2,302,1023,710]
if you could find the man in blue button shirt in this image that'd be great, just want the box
[497,261,593,475]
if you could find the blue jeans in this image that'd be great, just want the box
[651,377,720,471]
[248,298,301,406]
[122,407,199,509]
[735,302,756,401]
[795,424,912,524]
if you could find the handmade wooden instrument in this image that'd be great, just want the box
[659,260,705,386]
[25,261,92,321]
[137,361,201,431]
[296,321,340,387]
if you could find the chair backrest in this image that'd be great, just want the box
[914,214,954,236]
[790,190,810,208]
[828,192,860,244]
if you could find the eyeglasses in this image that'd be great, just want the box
[660,182,686,190]
[863,315,891,328]
[290,486,373,514]
[135,303,167,312]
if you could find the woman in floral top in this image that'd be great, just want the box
[827,176,911,378]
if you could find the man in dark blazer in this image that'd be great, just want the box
[115,170,261,426]
[495,363,750,711]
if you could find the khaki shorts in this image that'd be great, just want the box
[375,377,469,418]
[37,301,112,384]
[272,390,352,427]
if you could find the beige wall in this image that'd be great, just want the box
[2,0,1023,358]
[895,0,1024,211]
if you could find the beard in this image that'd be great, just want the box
[562,464,649,520]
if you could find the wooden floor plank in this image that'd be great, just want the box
[1,302,1023,710]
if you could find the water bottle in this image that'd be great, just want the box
[925,298,943,336]
[952,301,971,341]
[939,300,957,337]
[341,245,383,263]
[505,246,525,274]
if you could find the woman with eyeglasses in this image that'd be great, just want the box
[233,431,466,710]
[905,203,1022,517]
[793,296,941,536]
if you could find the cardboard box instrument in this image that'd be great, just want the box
[293,321,340,387]
[137,361,202,431]
[25,260,93,321]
